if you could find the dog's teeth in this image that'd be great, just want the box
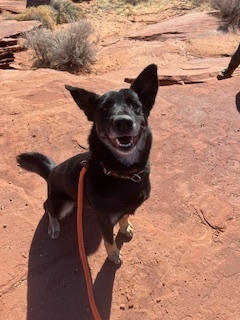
[116,137,133,148]
[117,140,132,148]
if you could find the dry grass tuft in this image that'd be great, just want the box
[50,0,85,24]
[5,5,56,29]
[1,0,84,29]
[24,21,97,73]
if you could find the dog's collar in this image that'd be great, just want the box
[80,160,145,183]
[100,162,145,183]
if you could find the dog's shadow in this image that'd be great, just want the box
[236,92,240,114]
[26,210,125,320]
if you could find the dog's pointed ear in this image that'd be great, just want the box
[65,85,100,121]
[130,64,159,115]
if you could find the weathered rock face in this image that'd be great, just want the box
[0,20,41,69]
[0,0,50,12]
[0,0,26,13]
[0,36,21,69]
[127,11,221,41]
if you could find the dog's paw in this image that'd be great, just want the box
[120,223,133,238]
[119,215,133,238]
[108,250,123,265]
[48,222,60,239]
[48,215,60,239]
[104,241,123,265]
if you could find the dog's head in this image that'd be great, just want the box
[65,64,158,165]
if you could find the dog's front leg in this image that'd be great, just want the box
[48,214,60,239]
[119,214,133,238]
[100,223,122,264]
[104,240,122,265]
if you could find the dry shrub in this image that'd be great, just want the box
[2,0,84,29]
[50,0,85,24]
[211,0,240,31]
[12,5,56,29]
[24,21,97,73]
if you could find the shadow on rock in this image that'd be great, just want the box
[27,0,50,7]
[236,92,240,114]
[26,208,120,320]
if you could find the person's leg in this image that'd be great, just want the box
[218,43,240,80]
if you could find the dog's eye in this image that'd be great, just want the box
[131,103,142,114]
[130,103,136,109]
[101,102,111,112]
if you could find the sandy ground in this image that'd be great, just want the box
[1,2,240,320]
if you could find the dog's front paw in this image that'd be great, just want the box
[119,214,133,238]
[120,223,133,238]
[104,241,123,265]
[48,218,60,239]
[108,249,123,265]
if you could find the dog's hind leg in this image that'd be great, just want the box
[119,214,133,238]
[44,196,74,239]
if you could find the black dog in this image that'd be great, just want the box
[17,64,159,264]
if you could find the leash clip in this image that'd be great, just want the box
[103,167,111,176]
[80,160,89,168]
[131,173,142,183]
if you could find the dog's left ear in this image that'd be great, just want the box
[65,85,100,121]
[130,64,159,115]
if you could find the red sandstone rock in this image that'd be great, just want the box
[0,0,26,13]
[0,20,41,69]
[1,7,240,320]
[0,20,41,39]
[127,11,220,41]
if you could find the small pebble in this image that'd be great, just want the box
[120,304,125,310]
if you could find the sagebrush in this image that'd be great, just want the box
[50,0,85,24]
[1,0,84,29]
[24,21,97,73]
[212,0,240,31]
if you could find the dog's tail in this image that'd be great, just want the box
[16,152,56,181]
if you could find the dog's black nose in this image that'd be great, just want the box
[113,115,133,132]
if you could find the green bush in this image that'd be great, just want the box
[24,21,97,73]
[212,0,240,31]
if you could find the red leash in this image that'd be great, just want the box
[77,167,101,320]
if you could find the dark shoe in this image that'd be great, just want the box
[217,69,232,80]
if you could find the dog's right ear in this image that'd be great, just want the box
[65,85,100,121]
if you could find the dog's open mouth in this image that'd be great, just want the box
[111,135,138,152]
